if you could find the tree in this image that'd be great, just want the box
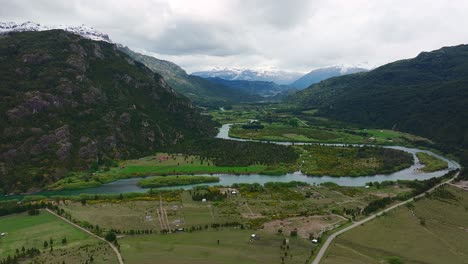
[62,237,67,245]
[288,118,299,127]
[43,241,48,248]
[105,231,116,242]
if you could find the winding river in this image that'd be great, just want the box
[10,124,459,198]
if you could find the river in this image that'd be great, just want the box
[7,124,459,198]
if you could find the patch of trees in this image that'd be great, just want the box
[362,170,458,215]
[0,201,50,217]
[242,122,264,130]
[190,186,226,201]
[165,138,299,167]
[0,247,40,264]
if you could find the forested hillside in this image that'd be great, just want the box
[290,45,468,163]
[0,30,216,193]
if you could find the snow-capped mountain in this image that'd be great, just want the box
[290,65,369,89]
[0,21,111,42]
[191,68,303,85]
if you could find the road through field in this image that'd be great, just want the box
[46,209,124,264]
[311,172,459,264]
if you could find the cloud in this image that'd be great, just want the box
[145,18,256,56]
[1,0,468,72]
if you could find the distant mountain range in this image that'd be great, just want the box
[290,65,369,89]
[119,47,260,106]
[205,77,291,97]
[192,68,303,85]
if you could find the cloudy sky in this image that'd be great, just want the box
[2,0,468,73]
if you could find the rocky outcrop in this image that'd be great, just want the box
[0,30,216,192]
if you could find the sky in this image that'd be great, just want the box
[2,0,468,73]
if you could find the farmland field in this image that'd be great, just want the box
[120,229,313,264]
[0,211,116,263]
[322,186,468,264]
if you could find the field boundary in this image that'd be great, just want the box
[45,209,124,264]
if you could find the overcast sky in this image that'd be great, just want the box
[2,0,468,73]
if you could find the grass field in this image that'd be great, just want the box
[48,153,267,190]
[296,145,413,177]
[322,186,468,264]
[416,152,449,172]
[138,175,220,188]
[0,211,116,263]
[120,229,314,264]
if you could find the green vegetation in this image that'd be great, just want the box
[297,145,413,177]
[289,45,468,163]
[416,152,448,172]
[138,175,220,188]
[0,211,116,263]
[322,186,468,264]
[0,30,216,193]
[120,229,312,264]
[48,153,271,190]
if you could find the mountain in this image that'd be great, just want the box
[0,30,216,193]
[192,68,303,85]
[290,65,368,89]
[119,47,260,106]
[289,44,468,154]
[205,77,291,97]
[0,21,111,42]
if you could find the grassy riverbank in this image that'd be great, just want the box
[296,145,414,177]
[137,176,220,188]
[47,153,269,190]
[416,152,448,172]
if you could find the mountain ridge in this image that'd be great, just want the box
[290,65,369,89]
[289,44,468,154]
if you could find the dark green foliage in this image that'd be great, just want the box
[0,30,216,193]
[290,44,468,153]
[0,201,47,217]
[190,186,225,201]
[362,170,458,214]
[165,138,299,167]
[105,231,116,242]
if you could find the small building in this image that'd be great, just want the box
[219,188,239,196]
[1,233,5,236]
[312,239,318,243]
[202,198,207,202]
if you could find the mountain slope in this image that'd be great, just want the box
[0,21,111,42]
[0,30,216,193]
[290,45,468,151]
[290,66,368,89]
[120,47,260,106]
[192,68,303,85]
[205,77,291,97]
